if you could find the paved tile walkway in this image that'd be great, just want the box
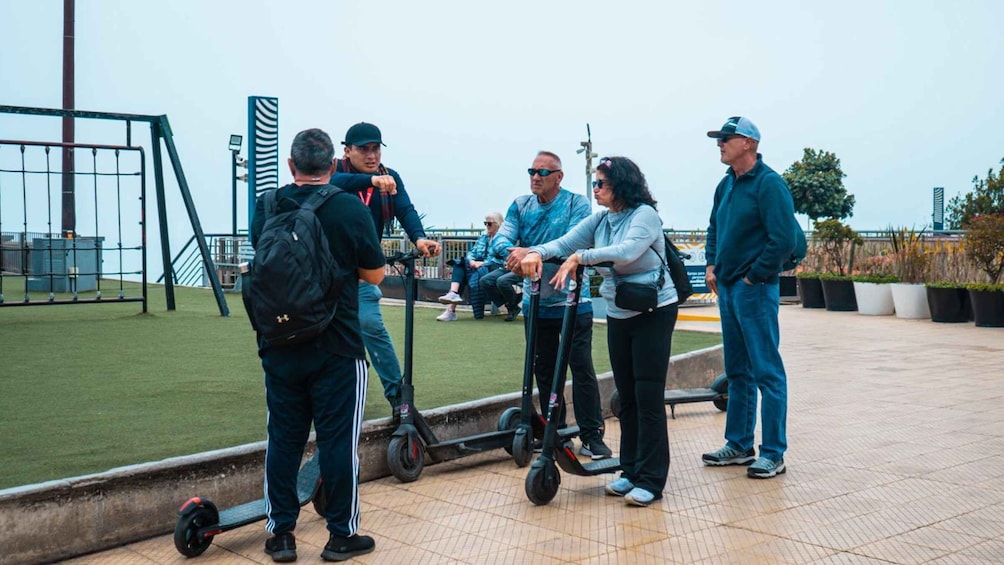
[66,305,1004,564]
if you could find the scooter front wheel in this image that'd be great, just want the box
[173,505,217,557]
[388,434,425,483]
[713,397,728,412]
[525,461,561,505]
[312,478,326,517]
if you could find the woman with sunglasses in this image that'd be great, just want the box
[437,212,506,321]
[520,156,679,507]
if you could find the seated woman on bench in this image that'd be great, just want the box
[436,212,506,321]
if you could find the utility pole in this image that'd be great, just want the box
[576,123,597,209]
[61,0,75,237]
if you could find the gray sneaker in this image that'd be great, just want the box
[747,457,786,479]
[702,445,756,466]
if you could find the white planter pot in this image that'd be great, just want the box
[853,282,895,316]
[890,283,930,319]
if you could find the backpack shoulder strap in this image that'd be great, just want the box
[263,189,279,218]
[301,187,344,213]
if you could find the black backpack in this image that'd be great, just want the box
[782,222,808,272]
[242,187,344,347]
[663,234,694,304]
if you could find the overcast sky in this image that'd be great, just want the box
[3,0,1003,265]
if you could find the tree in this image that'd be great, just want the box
[945,157,1004,229]
[782,148,855,221]
[963,214,1004,284]
[813,218,862,276]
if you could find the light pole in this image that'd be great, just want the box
[575,123,597,209]
[228,134,247,236]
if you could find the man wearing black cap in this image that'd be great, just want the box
[332,122,439,411]
[701,117,797,479]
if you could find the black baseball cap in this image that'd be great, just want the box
[342,122,386,147]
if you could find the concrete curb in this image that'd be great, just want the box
[0,345,722,565]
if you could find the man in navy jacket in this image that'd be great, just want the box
[702,117,797,479]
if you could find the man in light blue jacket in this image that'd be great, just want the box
[498,150,611,460]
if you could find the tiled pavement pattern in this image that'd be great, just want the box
[65,306,1004,564]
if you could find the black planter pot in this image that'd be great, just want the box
[821,278,858,312]
[779,275,798,297]
[798,278,825,309]
[926,286,972,323]
[969,289,1004,328]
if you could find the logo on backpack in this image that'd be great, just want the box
[242,187,345,348]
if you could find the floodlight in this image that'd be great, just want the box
[228,134,243,152]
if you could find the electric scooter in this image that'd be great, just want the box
[609,374,728,419]
[524,261,622,506]
[384,250,525,482]
[509,273,585,467]
[173,454,324,557]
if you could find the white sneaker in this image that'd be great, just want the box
[438,291,464,304]
[436,309,457,322]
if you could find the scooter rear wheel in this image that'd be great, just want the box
[497,407,521,455]
[512,429,533,468]
[713,398,728,412]
[173,505,216,557]
[525,461,561,505]
[609,390,622,418]
[388,434,425,483]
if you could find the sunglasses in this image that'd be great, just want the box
[591,179,607,189]
[527,168,560,177]
[484,221,496,226]
[718,135,743,143]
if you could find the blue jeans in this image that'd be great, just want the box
[358,281,402,404]
[717,280,788,461]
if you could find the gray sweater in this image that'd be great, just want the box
[529,204,678,319]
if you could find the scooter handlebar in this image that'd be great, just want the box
[385,249,422,266]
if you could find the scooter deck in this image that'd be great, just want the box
[664,388,720,405]
[554,449,623,476]
[215,455,321,531]
[427,428,515,458]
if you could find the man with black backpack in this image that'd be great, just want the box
[701,117,798,480]
[248,128,385,562]
[331,122,439,412]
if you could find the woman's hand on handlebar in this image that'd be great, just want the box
[520,251,543,281]
[550,253,580,290]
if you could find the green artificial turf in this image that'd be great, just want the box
[0,282,720,489]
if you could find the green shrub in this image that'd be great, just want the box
[851,274,899,284]
[965,282,1004,292]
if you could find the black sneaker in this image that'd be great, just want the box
[580,436,613,460]
[504,303,521,322]
[321,534,375,562]
[264,532,297,563]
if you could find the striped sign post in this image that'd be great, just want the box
[247,96,279,227]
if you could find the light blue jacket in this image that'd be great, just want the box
[493,189,592,318]
[530,204,678,319]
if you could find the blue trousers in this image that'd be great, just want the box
[359,281,402,403]
[262,349,367,537]
[717,280,788,461]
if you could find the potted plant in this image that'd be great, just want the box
[925,237,973,323]
[888,226,931,319]
[963,214,1004,327]
[851,274,898,316]
[795,241,827,309]
[813,219,862,312]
